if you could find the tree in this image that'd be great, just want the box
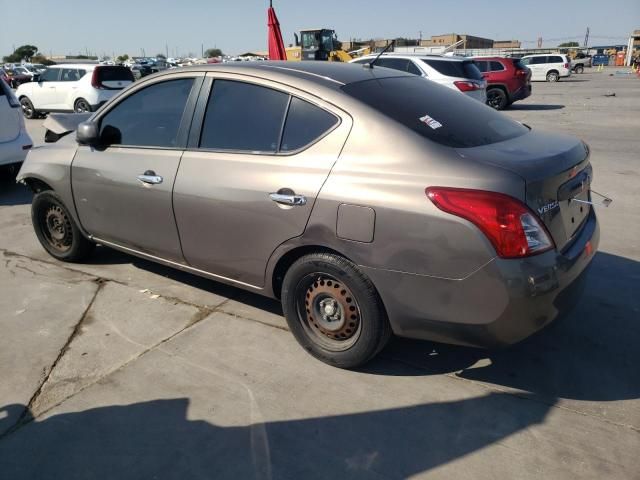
[558,41,579,48]
[204,48,223,58]
[3,44,39,63]
[116,54,130,63]
[31,54,56,66]
[156,53,167,60]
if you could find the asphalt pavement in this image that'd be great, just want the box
[0,69,638,479]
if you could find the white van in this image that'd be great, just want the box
[520,54,572,82]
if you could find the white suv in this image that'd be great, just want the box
[520,54,572,82]
[16,64,134,118]
[350,53,487,102]
[0,78,32,169]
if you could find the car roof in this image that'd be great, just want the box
[48,64,98,69]
[357,53,469,62]
[522,53,565,57]
[173,61,411,89]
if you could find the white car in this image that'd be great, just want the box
[0,78,32,169]
[16,64,135,118]
[520,54,572,82]
[350,53,487,102]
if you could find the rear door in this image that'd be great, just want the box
[173,74,352,287]
[55,68,84,109]
[72,73,203,262]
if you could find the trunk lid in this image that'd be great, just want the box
[457,130,592,251]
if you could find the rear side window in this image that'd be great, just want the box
[474,61,488,72]
[530,57,546,65]
[489,61,505,71]
[548,56,563,63]
[421,59,483,80]
[280,97,338,152]
[100,78,194,147]
[342,76,528,148]
[200,80,289,152]
[97,66,135,83]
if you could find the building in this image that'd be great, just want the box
[493,40,521,49]
[420,33,494,49]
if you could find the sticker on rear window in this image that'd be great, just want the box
[419,114,442,130]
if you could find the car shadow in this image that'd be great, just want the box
[363,251,639,404]
[0,391,551,479]
[509,104,565,111]
[0,171,31,206]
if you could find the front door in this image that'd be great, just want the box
[33,67,60,109]
[173,76,351,287]
[72,75,200,262]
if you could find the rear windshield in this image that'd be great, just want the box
[342,76,528,148]
[421,59,483,80]
[96,66,134,82]
[512,58,526,69]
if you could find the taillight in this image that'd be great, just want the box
[91,68,103,89]
[454,81,482,92]
[425,187,554,259]
[564,63,569,69]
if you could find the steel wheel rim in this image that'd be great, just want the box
[75,101,88,113]
[296,273,362,351]
[40,203,73,252]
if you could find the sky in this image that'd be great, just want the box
[1,0,638,58]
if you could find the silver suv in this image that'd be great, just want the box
[351,53,487,102]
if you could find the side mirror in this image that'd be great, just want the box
[76,121,100,146]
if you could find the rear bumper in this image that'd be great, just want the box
[510,84,531,102]
[0,130,32,166]
[363,208,599,348]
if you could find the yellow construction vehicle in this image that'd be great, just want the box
[285,28,371,62]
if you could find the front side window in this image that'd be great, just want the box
[100,78,194,147]
[39,68,59,82]
[280,97,338,152]
[200,80,289,152]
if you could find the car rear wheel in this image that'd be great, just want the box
[281,252,391,368]
[546,71,559,82]
[574,65,584,74]
[20,97,37,119]
[74,98,92,113]
[486,88,508,110]
[32,191,95,262]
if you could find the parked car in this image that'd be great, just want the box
[17,62,598,368]
[571,53,592,73]
[11,65,35,79]
[350,53,487,102]
[3,68,32,88]
[520,54,572,82]
[16,64,135,118]
[0,78,32,170]
[473,56,532,110]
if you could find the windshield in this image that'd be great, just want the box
[301,31,319,49]
[342,76,528,148]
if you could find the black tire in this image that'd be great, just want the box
[281,253,391,368]
[74,98,92,113]
[486,88,508,110]
[32,191,95,262]
[20,97,37,119]
[546,70,559,82]
[574,65,584,74]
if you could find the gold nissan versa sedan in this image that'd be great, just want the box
[17,62,599,368]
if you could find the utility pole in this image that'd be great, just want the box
[583,27,590,48]
[201,43,204,58]
[537,36,543,48]
[166,43,169,59]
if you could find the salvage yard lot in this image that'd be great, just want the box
[0,70,638,479]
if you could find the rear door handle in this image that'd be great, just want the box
[137,170,163,185]
[269,192,307,206]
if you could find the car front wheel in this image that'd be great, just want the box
[281,252,391,368]
[32,191,95,262]
[20,97,37,119]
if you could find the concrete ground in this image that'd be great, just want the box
[0,69,638,479]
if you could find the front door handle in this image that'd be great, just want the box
[137,170,163,185]
[269,191,307,206]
